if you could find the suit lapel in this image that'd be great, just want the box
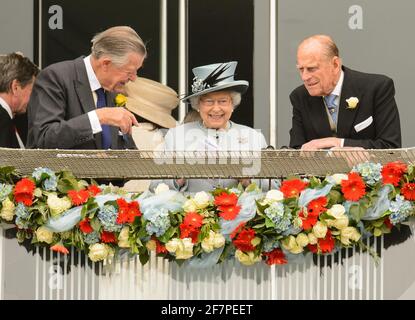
[308,95,333,137]
[73,57,100,149]
[337,67,362,138]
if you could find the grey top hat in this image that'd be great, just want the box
[182,61,249,103]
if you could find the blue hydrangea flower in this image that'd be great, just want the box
[15,203,30,219]
[43,175,57,191]
[0,183,13,202]
[32,167,56,181]
[262,237,280,253]
[264,201,292,233]
[145,207,171,237]
[15,216,30,229]
[98,204,123,232]
[83,231,100,245]
[32,167,58,191]
[389,195,413,225]
[352,162,382,186]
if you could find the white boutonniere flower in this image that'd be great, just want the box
[345,97,359,109]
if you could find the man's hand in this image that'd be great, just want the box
[96,107,139,135]
[301,137,341,150]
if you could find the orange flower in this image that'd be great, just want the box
[318,230,335,253]
[230,222,246,239]
[101,231,116,243]
[13,178,35,206]
[68,189,90,206]
[401,183,415,201]
[381,161,407,186]
[218,205,241,220]
[341,172,366,201]
[299,210,318,230]
[280,179,308,198]
[51,243,69,255]
[233,228,256,252]
[307,196,328,217]
[79,218,93,234]
[263,248,287,265]
[182,212,203,228]
[87,184,101,197]
[116,199,141,224]
[214,192,238,207]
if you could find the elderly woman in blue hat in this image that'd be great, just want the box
[154,61,268,192]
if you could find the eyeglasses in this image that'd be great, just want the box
[200,98,231,106]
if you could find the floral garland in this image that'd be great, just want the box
[0,160,414,266]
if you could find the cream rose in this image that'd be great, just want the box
[201,231,225,253]
[313,221,328,239]
[333,215,349,230]
[328,204,346,219]
[296,233,309,247]
[281,235,296,251]
[340,227,361,245]
[346,97,359,109]
[118,226,130,248]
[328,174,348,185]
[308,233,318,245]
[265,189,284,202]
[36,226,54,244]
[235,250,261,266]
[154,183,169,195]
[175,238,194,260]
[166,238,181,253]
[0,198,15,221]
[183,199,197,213]
[88,243,112,262]
[146,239,157,251]
[47,194,72,217]
[193,191,211,209]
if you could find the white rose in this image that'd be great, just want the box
[118,226,130,248]
[0,198,15,221]
[175,238,194,260]
[346,97,359,109]
[235,250,261,266]
[166,238,181,253]
[333,215,349,230]
[47,194,72,217]
[193,191,211,209]
[296,233,309,247]
[289,244,304,254]
[328,204,346,219]
[308,233,318,245]
[213,233,225,249]
[265,189,284,202]
[340,227,361,245]
[154,183,169,195]
[313,221,328,239]
[35,226,54,244]
[88,243,112,262]
[327,174,348,185]
[183,199,197,213]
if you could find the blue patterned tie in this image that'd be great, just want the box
[324,94,338,123]
[95,88,111,149]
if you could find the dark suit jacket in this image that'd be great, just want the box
[27,56,136,150]
[0,106,19,148]
[289,66,401,149]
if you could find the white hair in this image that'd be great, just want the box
[190,91,242,110]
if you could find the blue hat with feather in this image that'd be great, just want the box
[182,61,249,103]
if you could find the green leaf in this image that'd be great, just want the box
[90,218,101,232]
[264,216,275,228]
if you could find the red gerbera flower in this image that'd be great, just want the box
[116,199,141,224]
[14,178,36,206]
[307,197,328,216]
[180,224,200,243]
[214,192,238,207]
[280,179,308,198]
[101,231,116,243]
[79,218,93,234]
[233,228,256,252]
[299,210,318,230]
[341,172,366,201]
[384,217,393,230]
[218,205,241,220]
[87,184,101,197]
[318,230,335,253]
[381,161,407,186]
[230,222,246,239]
[152,237,168,254]
[401,183,415,201]
[182,212,204,228]
[263,248,287,265]
[67,189,90,206]
[51,243,69,255]
[307,244,318,253]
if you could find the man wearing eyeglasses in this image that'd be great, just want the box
[27,26,144,150]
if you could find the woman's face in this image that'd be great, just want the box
[198,91,233,129]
